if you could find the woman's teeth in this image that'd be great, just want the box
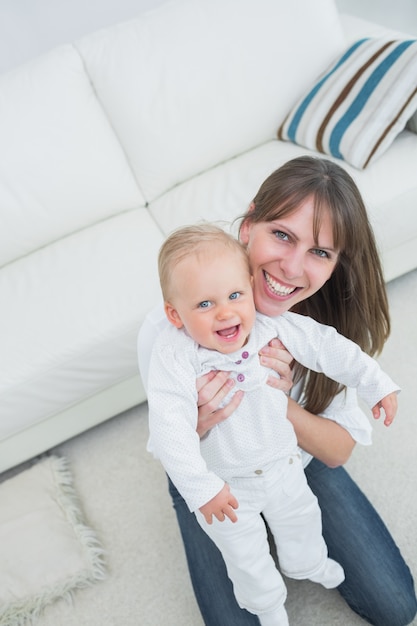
[265,272,296,296]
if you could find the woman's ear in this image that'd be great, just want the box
[240,218,251,245]
[239,203,255,245]
[164,302,184,328]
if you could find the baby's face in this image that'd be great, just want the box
[166,246,256,354]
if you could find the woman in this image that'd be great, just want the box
[138,156,417,625]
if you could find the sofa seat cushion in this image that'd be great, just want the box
[149,132,417,282]
[0,210,163,440]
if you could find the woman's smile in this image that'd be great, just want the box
[263,271,298,297]
[240,197,339,317]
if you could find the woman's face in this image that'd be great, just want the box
[240,196,340,317]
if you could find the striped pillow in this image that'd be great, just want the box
[278,38,417,169]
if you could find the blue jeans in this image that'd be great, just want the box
[168,458,417,626]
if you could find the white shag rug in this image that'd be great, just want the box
[0,456,106,626]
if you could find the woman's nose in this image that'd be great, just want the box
[280,251,304,280]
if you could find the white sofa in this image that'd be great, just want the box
[1,0,416,472]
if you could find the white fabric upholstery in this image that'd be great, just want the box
[1,1,417,471]
[0,210,162,439]
[75,0,345,201]
[149,132,417,281]
[0,46,144,268]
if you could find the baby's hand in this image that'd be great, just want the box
[199,483,239,524]
[372,392,398,427]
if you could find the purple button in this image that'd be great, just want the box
[242,351,249,359]
[237,373,245,382]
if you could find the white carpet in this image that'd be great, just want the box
[3,269,417,626]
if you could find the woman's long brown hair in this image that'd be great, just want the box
[239,156,390,415]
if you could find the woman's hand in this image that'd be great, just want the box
[259,338,294,393]
[196,371,244,438]
[196,339,294,438]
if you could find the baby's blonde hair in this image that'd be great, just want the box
[158,223,250,301]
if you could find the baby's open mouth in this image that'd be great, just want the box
[216,325,239,338]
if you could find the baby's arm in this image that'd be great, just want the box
[372,391,398,426]
[276,313,400,426]
[147,335,225,512]
[199,483,239,524]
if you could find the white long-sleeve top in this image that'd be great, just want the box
[144,310,400,512]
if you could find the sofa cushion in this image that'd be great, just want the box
[0,210,163,439]
[277,38,417,169]
[76,0,345,201]
[0,45,144,268]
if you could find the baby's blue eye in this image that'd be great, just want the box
[199,300,211,308]
[229,292,240,300]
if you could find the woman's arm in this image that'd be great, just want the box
[286,398,355,468]
[196,383,355,466]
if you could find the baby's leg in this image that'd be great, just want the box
[258,605,289,626]
[263,453,344,588]
[195,490,288,624]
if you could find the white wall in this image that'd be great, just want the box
[0,0,167,74]
[336,0,417,35]
[1,0,416,75]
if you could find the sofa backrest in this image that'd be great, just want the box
[0,0,346,268]
[0,45,144,268]
[76,0,345,202]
